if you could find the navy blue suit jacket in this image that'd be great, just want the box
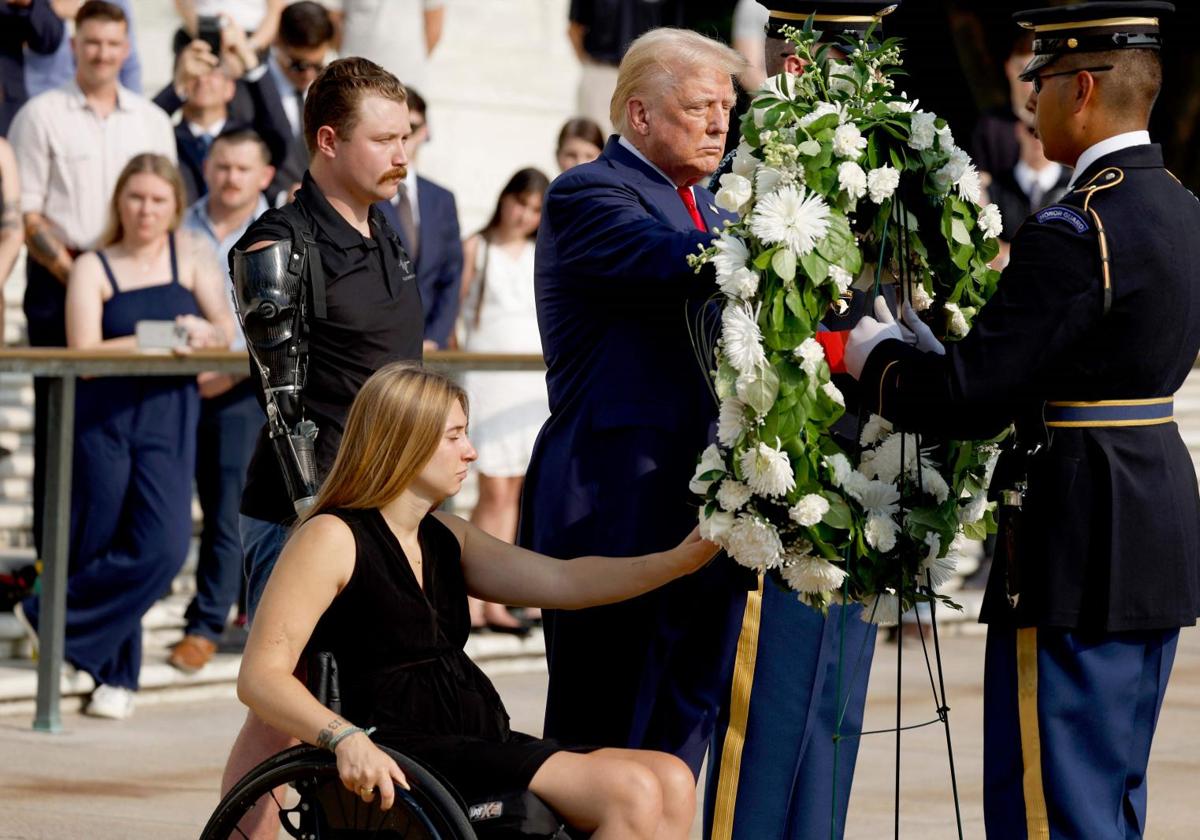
[375,176,463,348]
[0,0,63,135]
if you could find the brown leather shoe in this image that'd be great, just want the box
[168,635,217,673]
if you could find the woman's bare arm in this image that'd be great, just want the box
[65,253,137,349]
[435,512,719,610]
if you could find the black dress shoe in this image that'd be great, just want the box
[487,621,532,638]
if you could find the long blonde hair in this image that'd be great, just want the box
[304,363,469,522]
[100,153,186,247]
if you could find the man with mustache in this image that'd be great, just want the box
[218,56,423,839]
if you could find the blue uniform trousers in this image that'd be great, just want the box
[983,624,1178,839]
[22,379,199,689]
[704,578,876,840]
[184,381,263,640]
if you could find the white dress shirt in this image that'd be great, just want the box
[1066,130,1151,189]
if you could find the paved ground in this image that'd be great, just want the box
[2,625,1199,839]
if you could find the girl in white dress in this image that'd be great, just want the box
[459,168,550,632]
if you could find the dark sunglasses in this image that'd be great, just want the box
[1032,64,1113,94]
[285,56,325,74]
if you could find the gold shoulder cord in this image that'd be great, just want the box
[1072,167,1124,315]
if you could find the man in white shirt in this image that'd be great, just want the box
[328,0,445,95]
[7,0,175,552]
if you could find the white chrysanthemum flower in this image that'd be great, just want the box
[956,164,982,204]
[783,553,848,594]
[789,493,830,526]
[921,532,969,590]
[726,515,784,571]
[824,453,853,488]
[715,172,753,214]
[859,432,921,484]
[699,508,735,546]
[794,336,825,377]
[943,302,969,337]
[853,479,900,518]
[978,203,1003,239]
[718,266,760,300]
[911,283,934,312]
[716,479,753,512]
[908,111,936,151]
[721,303,767,375]
[867,166,901,204]
[959,490,989,525]
[732,141,758,178]
[829,264,854,296]
[689,444,726,494]
[861,591,902,625]
[717,397,748,446]
[841,468,872,501]
[740,441,796,498]
[832,123,867,160]
[837,161,868,202]
[866,514,899,552]
[749,185,832,257]
[921,465,950,503]
[860,413,893,446]
[713,234,749,278]
[822,381,845,407]
[799,100,842,127]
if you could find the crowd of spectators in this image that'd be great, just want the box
[0,0,1063,717]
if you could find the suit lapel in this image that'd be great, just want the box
[604,137,699,233]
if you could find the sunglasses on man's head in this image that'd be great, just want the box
[1032,64,1113,94]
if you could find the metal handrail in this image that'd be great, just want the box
[0,348,546,731]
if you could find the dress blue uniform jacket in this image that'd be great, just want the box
[518,136,754,770]
[376,177,463,348]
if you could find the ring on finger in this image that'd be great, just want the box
[359,785,373,796]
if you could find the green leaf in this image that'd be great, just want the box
[785,288,805,320]
[772,248,798,282]
[950,218,971,245]
[798,139,822,157]
[821,492,854,530]
[698,469,726,483]
[739,365,780,416]
[753,248,777,271]
[799,250,830,285]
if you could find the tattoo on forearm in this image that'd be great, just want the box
[28,227,66,268]
[315,717,347,750]
[0,201,18,232]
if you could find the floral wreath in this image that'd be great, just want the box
[689,24,1007,623]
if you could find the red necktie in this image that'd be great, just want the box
[677,186,707,232]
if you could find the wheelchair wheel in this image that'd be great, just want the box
[200,745,477,839]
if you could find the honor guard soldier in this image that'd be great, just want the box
[706,7,902,840]
[845,3,1200,837]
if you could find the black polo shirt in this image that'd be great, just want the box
[233,172,424,524]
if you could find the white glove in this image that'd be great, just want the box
[900,301,946,355]
[845,296,905,379]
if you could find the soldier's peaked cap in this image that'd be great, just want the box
[1014,1,1174,81]
[766,1,900,40]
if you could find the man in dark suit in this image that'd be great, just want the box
[518,28,750,776]
[846,4,1200,837]
[374,88,462,350]
[0,0,64,136]
[172,61,239,204]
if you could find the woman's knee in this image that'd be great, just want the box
[607,762,664,830]
[655,755,697,821]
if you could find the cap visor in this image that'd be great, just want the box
[1018,52,1056,82]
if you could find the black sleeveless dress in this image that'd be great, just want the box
[308,509,591,798]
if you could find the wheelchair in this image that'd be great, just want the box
[199,652,583,840]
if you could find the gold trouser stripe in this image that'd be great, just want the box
[710,575,765,840]
[1047,397,1171,407]
[1046,416,1173,428]
[1016,628,1050,840]
[1027,16,1159,33]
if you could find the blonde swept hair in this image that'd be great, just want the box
[304,363,469,521]
[100,153,185,247]
[610,28,747,135]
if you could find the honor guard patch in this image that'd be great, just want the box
[1035,205,1090,233]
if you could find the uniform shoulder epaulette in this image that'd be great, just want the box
[1067,166,1124,315]
[1072,166,1124,209]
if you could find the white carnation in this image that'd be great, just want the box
[794,336,825,377]
[732,141,758,178]
[832,123,867,160]
[943,147,971,182]
[828,62,857,96]
[715,172,753,215]
[886,95,917,113]
[821,381,845,407]
[908,111,936,151]
[959,490,989,525]
[841,468,872,501]
[867,166,900,204]
[716,479,753,512]
[921,465,950,503]
[956,164,982,204]
[910,282,934,312]
[789,493,830,527]
[749,185,832,257]
[718,266,760,300]
[936,124,955,152]
[859,432,920,484]
[865,515,899,552]
[860,413,893,447]
[756,166,785,196]
[799,100,842,127]
[712,234,750,278]
[829,264,854,295]
[978,203,1003,239]
[717,397,748,446]
[861,591,901,626]
[740,441,796,498]
[824,453,853,488]
[721,303,767,375]
[837,161,868,202]
[689,444,726,495]
[782,553,848,594]
[699,507,735,546]
[943,302,969,337]
[850,479,900,519]
[726,515,784,571]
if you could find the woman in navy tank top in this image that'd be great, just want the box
[17,154,234,721]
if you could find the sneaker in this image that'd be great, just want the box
[11,601,38,658]
[167,634,217,673]
[85,684,134,720]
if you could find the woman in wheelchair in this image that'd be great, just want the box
[236,362,717,839]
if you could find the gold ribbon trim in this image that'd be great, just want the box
[710,576,765,840]
[1019,16,1159,33]
[1016,628,1050,839]
[770,11,881,23]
